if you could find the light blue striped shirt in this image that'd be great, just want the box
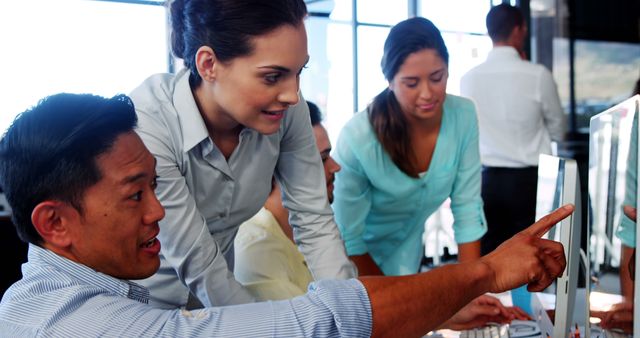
[0,245,372,337]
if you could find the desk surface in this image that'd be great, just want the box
[536,288,625,327]
[425,289,627,338]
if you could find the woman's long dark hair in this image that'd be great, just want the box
[368,17,449,178]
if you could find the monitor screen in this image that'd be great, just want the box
[0,1,168,136]
[536,154,582,338]
[588,95,639,334]
[589,96,639,270]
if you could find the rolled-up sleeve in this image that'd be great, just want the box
[332,126,374,256]
[449,104,487,244]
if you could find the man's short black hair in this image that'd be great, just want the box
[486,4,525,42]
[0,93,138,245]
[307,100,323,126]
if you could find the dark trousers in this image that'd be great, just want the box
[480,166,538,255]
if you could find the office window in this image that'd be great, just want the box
[357,0,408,25]
[0,0,168,134]
[302,0,495,145]
[420,0,491,35]
[419,1,493,95]
[441,32,493,95]
[302,17,332,110]
[356,25,389,111]
[303,17,353,147]
[553,38,640,132]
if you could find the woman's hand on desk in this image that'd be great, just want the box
[439,295,530,330]
[440,294,512,330]
[479,205,572,293]
[601,301,633,334]
[505,306,531,321]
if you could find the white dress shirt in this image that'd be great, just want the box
[460,46,566,167]
[130,69,355,309]
[234,207,314,301]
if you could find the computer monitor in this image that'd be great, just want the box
[535,154,582,338]
[630,96,640,335]
[588,94,640,335]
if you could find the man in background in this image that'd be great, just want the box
[233,101,338,300]
[460,3,566,254]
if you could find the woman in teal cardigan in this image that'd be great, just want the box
[333,17,487,276]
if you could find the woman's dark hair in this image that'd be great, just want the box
[368,17,448,178]
[486,4,525,43]
[0,93,137,245]
[170,0,308,86]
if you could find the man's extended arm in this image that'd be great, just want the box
[351,253,385,276]
[458,240,482,262]
[361,205,571,338]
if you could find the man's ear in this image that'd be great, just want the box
[31,200,76,249]
[195,46,219,83]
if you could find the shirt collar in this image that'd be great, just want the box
[172,69,211,152]
[28,244,150,304]
[487,46,521,61]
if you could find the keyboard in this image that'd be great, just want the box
[604,330,630,338]
[459,323,509,338]
[459,321,542,338]
[589,325,632,338]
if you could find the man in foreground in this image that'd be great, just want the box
[0,93,571,337]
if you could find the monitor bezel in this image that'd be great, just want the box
[632,95,640,336]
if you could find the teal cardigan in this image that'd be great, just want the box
[332,94,487,275]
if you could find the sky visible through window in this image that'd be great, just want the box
[0,0,168,135]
